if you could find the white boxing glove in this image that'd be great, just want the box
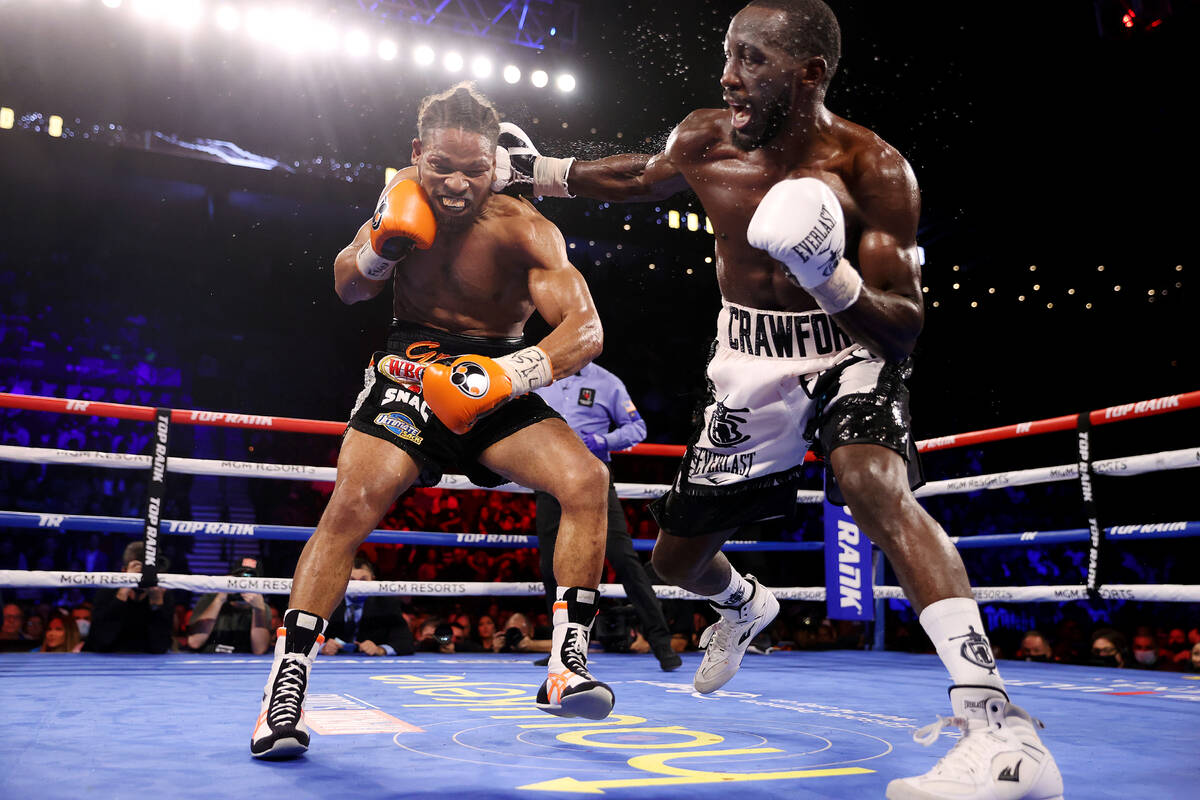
[491,145,512,193]
[496,121,574,197]
[747,177,862,314]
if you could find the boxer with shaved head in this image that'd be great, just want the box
[496,2,1063,797]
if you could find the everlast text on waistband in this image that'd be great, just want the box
[721,304,855,359]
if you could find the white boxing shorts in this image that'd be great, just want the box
[650,300,924,536]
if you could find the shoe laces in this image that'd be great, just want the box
[268,657,309,728]
[561,627,591,678]
[912,715,993,779]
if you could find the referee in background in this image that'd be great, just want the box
[533,362,682,671]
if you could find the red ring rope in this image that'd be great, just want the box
[1,389,1197,457]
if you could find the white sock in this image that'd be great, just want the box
[708,568,752,608]
[919,597,1005,692]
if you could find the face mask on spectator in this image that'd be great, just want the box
[75,620,90,638]
[1134,649,1157,666]
[1089,654,1120,668]
[1025,654,1051,663]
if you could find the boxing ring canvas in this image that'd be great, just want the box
[2,650,1196,799]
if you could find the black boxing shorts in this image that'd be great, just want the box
[346,319,561,488]
[650,300,924,536]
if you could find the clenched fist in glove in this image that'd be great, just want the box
[355,179,437,281]
[423,347,554,434]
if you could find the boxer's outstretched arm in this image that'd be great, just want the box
[568,150,689,203]
[832,149,924,362]
[521,217,603,377]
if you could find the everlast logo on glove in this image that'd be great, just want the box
[789,203,842,271]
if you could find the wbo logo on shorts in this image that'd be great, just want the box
[374,412,424,445]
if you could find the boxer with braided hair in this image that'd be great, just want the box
[252,83,615,760]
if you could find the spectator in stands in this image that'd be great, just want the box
[1130,629,1171,671]
[0,602,33,652]
[321,555,414,657]
[21,608,45,645]
[85,542,173,654]
[1088,628,1128,668]
[1016,630,1056,662]
[1164,628,1192,670]
[187,557,273,655]
[80,533,110,573]
[496,611,551,654]
[37,608,83,653]
[416,617,455,654]
[475,614,497,648]
[70,604,91,642]
[1189,642,1200,673]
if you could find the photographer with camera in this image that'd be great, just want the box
[187,556,273,655]
[321,555,414,657]
[533,363,681,672]
[85,541,174,654]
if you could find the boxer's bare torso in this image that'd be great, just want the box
[664,107,917,314]
[384,165,549,338]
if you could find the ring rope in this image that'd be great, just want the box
[1,570,1196,603]
[3,388,1197,454]
[2,444,1195,500]
[1,510,1196,550]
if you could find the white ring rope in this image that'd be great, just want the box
[1,570,1197,603]
[2,444,1197,502]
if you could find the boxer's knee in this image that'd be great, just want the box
[650,536,699,586]
[549,456,609,514]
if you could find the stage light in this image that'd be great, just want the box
[667,210,680,229]
[917,245,925,265]
[131,0,162,20]
[414,45,435,67]
[245,7,272,41]
[214,4,238,31]
[686,212,699,231]
[471,57,492,78]
[443,51,464,72]
[556,73,575,92]
[530,69,548,88]
[704,256,712,263]
[503,64,521,83]
[345,30,371,58]
[705,217,714,234]
[307,20,338,53]
[377,39,398,61]
[163,0,203,30]
[952,282,960,290]
[0,108,13,130]
[48,115,63,137]
[686,268,694,275]
[384,167,397,183]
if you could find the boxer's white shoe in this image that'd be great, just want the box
[693,574,779,694]
[536,624,614,720]
[251,610,324,760]
[887,691,1063,800]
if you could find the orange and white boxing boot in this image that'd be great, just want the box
[250,609,326,759]
[536,587,614,720]
[887,686,1064,800]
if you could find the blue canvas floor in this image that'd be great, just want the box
[2,650,1197,799]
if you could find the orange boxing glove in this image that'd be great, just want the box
[423,347,553,434]
[355,179,437,281]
